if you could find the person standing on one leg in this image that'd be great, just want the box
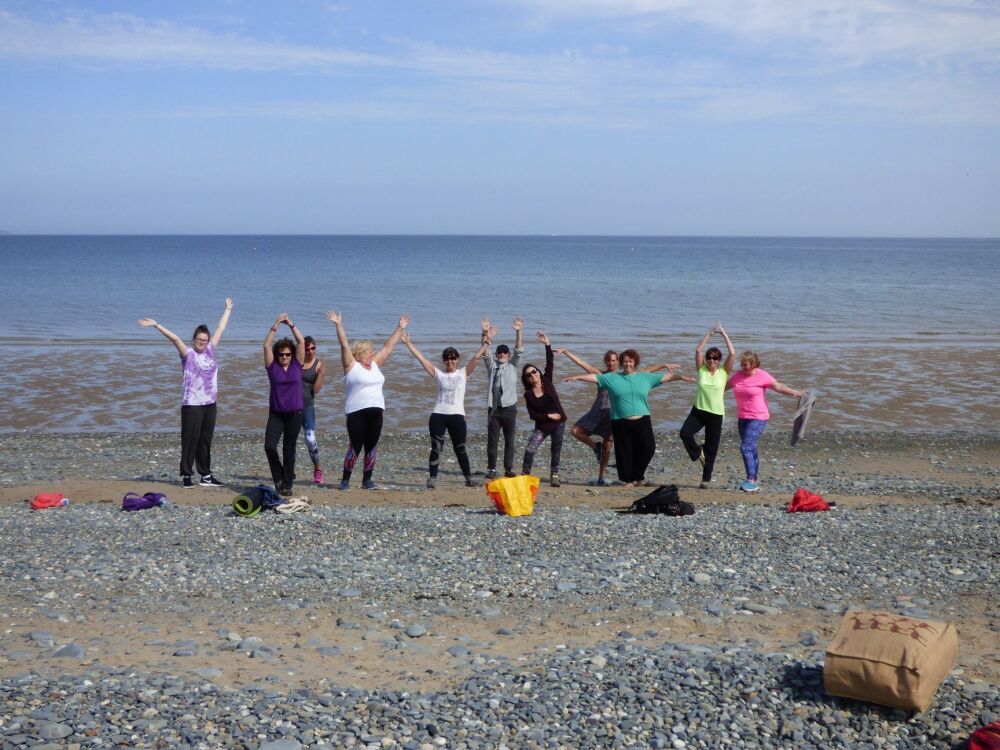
[521,332,568,487]
[300,335,326,484]
[482,315,524,479]
[327,309,409,490]
[139,297,233,489]
[263,313,306,497]
[401,329,492,489]
[725,350,802,493]
[679,322,735,488]
[557,348,618,486]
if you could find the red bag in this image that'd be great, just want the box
[787,487,830,513]
[30,492,68,510]
[970,722,1000,750]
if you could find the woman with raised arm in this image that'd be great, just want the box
[556,348,619,486]
[401,329,492,489]
[263,313,306,497]
[326,310,410,490]
[138,297,232,489]
[300,335,326,484]
[679,322,736,489]
[564,350,692,487]
[520,332,568,487]
[726,350,803,493]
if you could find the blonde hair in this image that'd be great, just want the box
[739,350,760,368]
[351,340,374,359]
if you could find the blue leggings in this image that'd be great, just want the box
[738,418,768,481]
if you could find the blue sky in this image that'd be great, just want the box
[1,0,998,235]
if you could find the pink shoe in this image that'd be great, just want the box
[313,468,324,484]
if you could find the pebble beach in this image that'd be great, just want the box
[1,429,998,749]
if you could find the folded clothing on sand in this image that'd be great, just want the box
[30,492,69,510]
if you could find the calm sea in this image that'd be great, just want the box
[1,235,997,433]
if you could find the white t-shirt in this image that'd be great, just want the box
[433,368,467,416]
[344,361,386,414]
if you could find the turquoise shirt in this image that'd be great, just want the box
[595,371,663,419]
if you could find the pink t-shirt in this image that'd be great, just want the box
[728,368,776,420]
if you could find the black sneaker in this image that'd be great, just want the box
[181,475,194,489]
[485,469,498,480]
[280,484,294,498]
[504,470,517,478]
[200,474,224,487]
[465,477,477,487]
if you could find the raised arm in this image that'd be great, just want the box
[564,373,599,384]
[401,331,436,378]
[717,323,736,373]
[772,380,803,399]
[139,318,187,358]
[263,313,289,367]
[210,298,234,348]
[554,348,601,375]
[466,331,495,377]
[326,310,354,372]
[513,316,524,352]
[536,332,554,381]
[290,316,306,364]
[373,313,410,367]
[694,324,714,370]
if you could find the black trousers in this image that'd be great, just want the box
[180,403,216,477]
[486,405,517,473]
[611,416,656,483]
[265,409,304,489]
[343,407,384,481]
[679,406,724,482]
[428,412,472,479]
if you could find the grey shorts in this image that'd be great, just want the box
[573,405,612,440]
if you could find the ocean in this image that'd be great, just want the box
[1,235,997,433]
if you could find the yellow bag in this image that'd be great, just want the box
[486,475,539,517]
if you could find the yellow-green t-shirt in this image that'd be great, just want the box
[693,365,727,416]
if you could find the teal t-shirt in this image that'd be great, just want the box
[595,371,663,419]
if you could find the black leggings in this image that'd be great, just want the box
[611,416,656,483]
[343,407,384,482]
[180,403,216,477]
[428,413,472,479]
[264,409,304,490]
[679,407,724,482]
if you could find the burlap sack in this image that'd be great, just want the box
[824,610,957,712]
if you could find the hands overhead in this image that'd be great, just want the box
[399,314,411,329]
[326,310,342,325]
[512,316,523,331]
[536,331,550,346]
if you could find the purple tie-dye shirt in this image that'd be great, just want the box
[181,342,218,406]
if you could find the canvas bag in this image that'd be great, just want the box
[824,610,957,712]
[486,475,539,517]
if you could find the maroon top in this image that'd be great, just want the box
[266,358,304,413]
[524,345,567,434]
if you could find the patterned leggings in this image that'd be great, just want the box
[738,418,768,481]
[302,405,320,466]
[343,407,383,482]
[522,423,565,475]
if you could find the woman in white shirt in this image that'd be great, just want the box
[326,310,409,490]
[401,328,493,489]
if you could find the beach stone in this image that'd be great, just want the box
[690,573,712,584]
[405,624,427,638]
[259,741,302,750]
[52,643,84,659]
[36,723,73,740]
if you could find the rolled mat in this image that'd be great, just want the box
[232,492,263,517]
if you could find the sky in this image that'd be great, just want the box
[1,0,998,236]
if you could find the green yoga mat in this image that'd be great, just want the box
[232,493,263,517]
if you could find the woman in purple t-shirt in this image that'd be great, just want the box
[263,313,306,496]
[139,297,233,489]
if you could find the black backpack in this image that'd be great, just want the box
[621,484,695,516]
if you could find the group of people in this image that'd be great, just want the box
[140,305,803,496]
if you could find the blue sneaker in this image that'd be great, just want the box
[339,479,350,491]
[362,479,378,490]
[740,480,759,492]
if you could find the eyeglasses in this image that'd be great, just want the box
[277,352,293,358]
[305,346,316,351]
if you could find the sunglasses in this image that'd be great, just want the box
[444,355,459,361]
[277,352,293,358]
[706,356,721,361]
[305,346,316,351]
[526,369,540,375]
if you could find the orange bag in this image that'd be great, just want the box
[30,492,68,510]
[787,487,830,512]
[486,475,539,517]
